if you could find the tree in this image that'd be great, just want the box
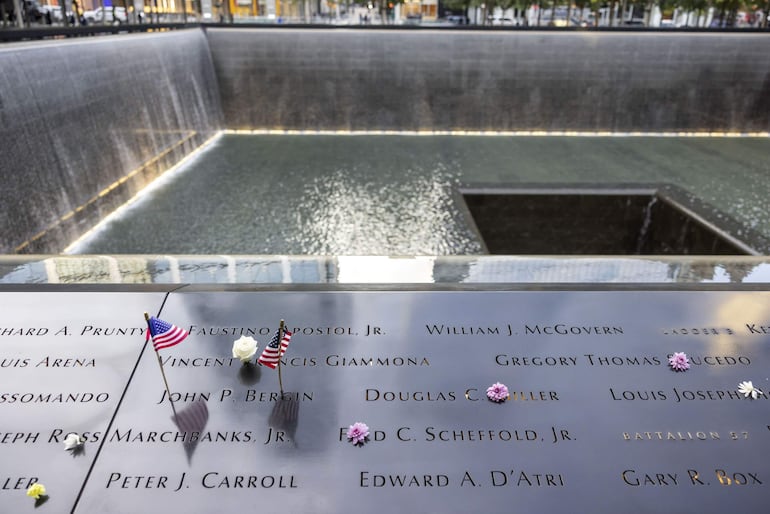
[463,0,495,24]
[472,0,492,23]
[496,0,517,20]
[764,0,769,27]
[713,0,741,25]
[511,0,530,23]
[678,0,708,25]
[443,0,474,20]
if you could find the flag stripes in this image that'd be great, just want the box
[146,316,189,351]
[258,329,292,369]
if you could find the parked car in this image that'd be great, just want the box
[403,13,421,25]
[24,0,45,21]
[40,4,71,21]
[83,6,127,24]
[622,18,645,26]
[0,0,46,23]
[572,16,591,27]
[540,12,570,26]
[445,14,467,25]
[492,17,515,25]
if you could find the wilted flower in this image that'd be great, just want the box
[738,381,762,399]
[486,382,509,402]
[668,352,690,372]
[347,422,370,445]
[63,432,86,451]
[232,336,258,362]
[26,483,46,500]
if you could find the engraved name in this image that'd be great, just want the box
[188,325,357,336]
[365,389,560,402]
[622,469,762,486]
[156,389,313,404]
[610,387,768,402]
[0,392,109,404]
[495,354,751,367]
[524,324,623,336]
[0,477,39,490]
[109,429,255,443]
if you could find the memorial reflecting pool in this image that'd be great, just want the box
[69,134,770,255]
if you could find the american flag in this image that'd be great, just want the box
[257,328,292,369]
[146,316,189,351]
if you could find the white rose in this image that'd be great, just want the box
[232,336,258,362]
[63,432,85,450]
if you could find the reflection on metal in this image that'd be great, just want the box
[228,129,770,138]
[43,259,60,283]
[281,257,292,284]
[167,256,182,283]
[337,256,436,283]
[171,399,209,463]
[268,394,299,446]
[6,255,770,285]
[104,256,122,282]
[219,255,237,283]
[237,362,261,385]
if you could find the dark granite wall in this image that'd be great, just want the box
[206,28,770,133]
[0,29,223,254]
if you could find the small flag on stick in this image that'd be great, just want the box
[144,312,188,417]
[146,316,189,351]
[258,326,292,369]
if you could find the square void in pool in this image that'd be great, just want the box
[461,186,760,256]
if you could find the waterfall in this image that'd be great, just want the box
[634,196,658,254]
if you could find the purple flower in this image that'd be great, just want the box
[668,352,690,372]
[347,422,370,445]
[486,382,509,402]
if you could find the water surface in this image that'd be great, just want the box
[72,134,770,255]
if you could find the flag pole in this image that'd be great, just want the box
[277,319,285,398]
[145,312,178,418]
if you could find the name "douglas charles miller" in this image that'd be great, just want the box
[425,324,624,336]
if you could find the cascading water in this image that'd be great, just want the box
[634,196,658,254]
[0,30,223,254]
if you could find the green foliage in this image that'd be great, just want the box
[443,0,472,14]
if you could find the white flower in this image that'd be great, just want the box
[63,432,85,450]
[737,381,763,399]
[232,336,258,362]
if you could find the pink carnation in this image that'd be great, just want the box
[347,422,370,445]
[668,352,690,372]
[486,382,509,402]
